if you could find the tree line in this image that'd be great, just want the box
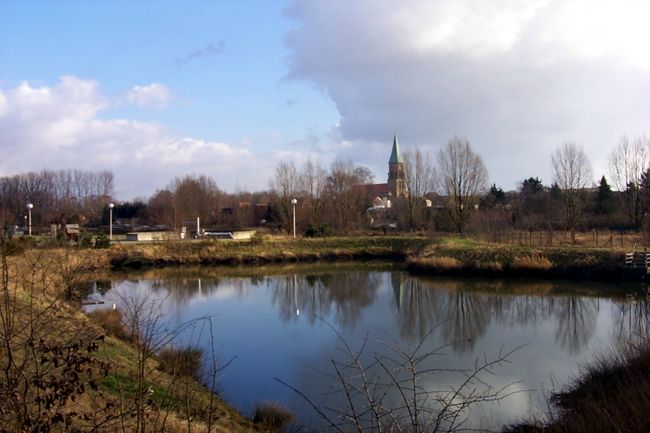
[1,135,649,237]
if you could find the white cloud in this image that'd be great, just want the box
[285,0,650,189]
[0,77,265,199]
[126,83,171,109]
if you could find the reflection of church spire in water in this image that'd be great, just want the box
[391,272,404,311]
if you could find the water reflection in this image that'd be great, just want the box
[105,268,641,356]
[613,295,650,342]
[269,272,380,327]
[393,275,601,354]
[86,265,650,430]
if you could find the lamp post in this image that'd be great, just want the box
[108,203,114,240]
[26,203,33,237]
[291,198,297,238]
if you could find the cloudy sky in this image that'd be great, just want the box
[1,0,649,199]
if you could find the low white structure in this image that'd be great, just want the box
[126,227,186,242]
[203,230,256,240]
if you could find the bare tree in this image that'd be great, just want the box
[270,161,300,233]
[403,149,436,231]
[609,135,650,230]
[437,137,488,234]
[323,159,374,233]
[300,159,328,227]
[169,175,223,228]
[551,142,593,240]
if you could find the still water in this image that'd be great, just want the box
[87,264,649,431]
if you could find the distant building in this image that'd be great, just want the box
[360,135,410,230]
[359,134,408,199]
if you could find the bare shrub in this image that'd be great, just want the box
[253,401,295,430]
[88,308,128,339]
[277,320,523,433]
[158,346,204,381]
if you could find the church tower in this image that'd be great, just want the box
[387,134,408,198]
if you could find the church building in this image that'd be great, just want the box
[361,134,408,200]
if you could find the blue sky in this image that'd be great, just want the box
[2,0,650,199]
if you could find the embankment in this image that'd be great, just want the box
[106,236,430,267]
[407,240,637,281]
[104,236,636,282]
[505,340,650,433]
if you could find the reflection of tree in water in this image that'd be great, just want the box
[394,274,599,354]
[146,274,251,305]
[394,276,490,352]
[442,290,491,353]
[269,272,380,327]
[553,297,598,354]
[613,299,650,341]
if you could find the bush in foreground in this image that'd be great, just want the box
[158,346,204,381]
[253,402,295,430]
[505,340,650,433]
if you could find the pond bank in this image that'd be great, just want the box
[104,236,640,282]
[504,340,650,433]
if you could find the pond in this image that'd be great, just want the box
[85,263,650,431]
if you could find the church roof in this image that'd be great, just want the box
[389,134,404,164]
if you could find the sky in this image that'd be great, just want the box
[1,0,650,200]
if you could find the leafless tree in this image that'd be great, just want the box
[270,161,300,233]
[609,135,650,230]
[323,159,374,233]
[551,142,593,240]
[403,148,436,231]
[437,137,488,234]
[0,169,114,228]
[299,159,328,227]
[169,175,223,228]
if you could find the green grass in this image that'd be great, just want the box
[101,374,182,408]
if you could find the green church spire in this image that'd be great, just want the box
[389,134,404,164]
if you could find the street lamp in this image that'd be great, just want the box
[108,203,114,240]
[26,203,33,237]
[291,198,297,238]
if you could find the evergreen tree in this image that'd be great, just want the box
[640,169,650,227]
[594,175,615,215]
[480,184,506,209]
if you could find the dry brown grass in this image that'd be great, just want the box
[1,249,260,433]
[416,256,463,270]
[88,308,128,340]
[475,260,503,271]
[510,256,553,271]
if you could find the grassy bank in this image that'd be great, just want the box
[37,234,637,282]
[107,235,431,267]
[0,251,277,433]
[407,236,636,281]
[505,340,650,433]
